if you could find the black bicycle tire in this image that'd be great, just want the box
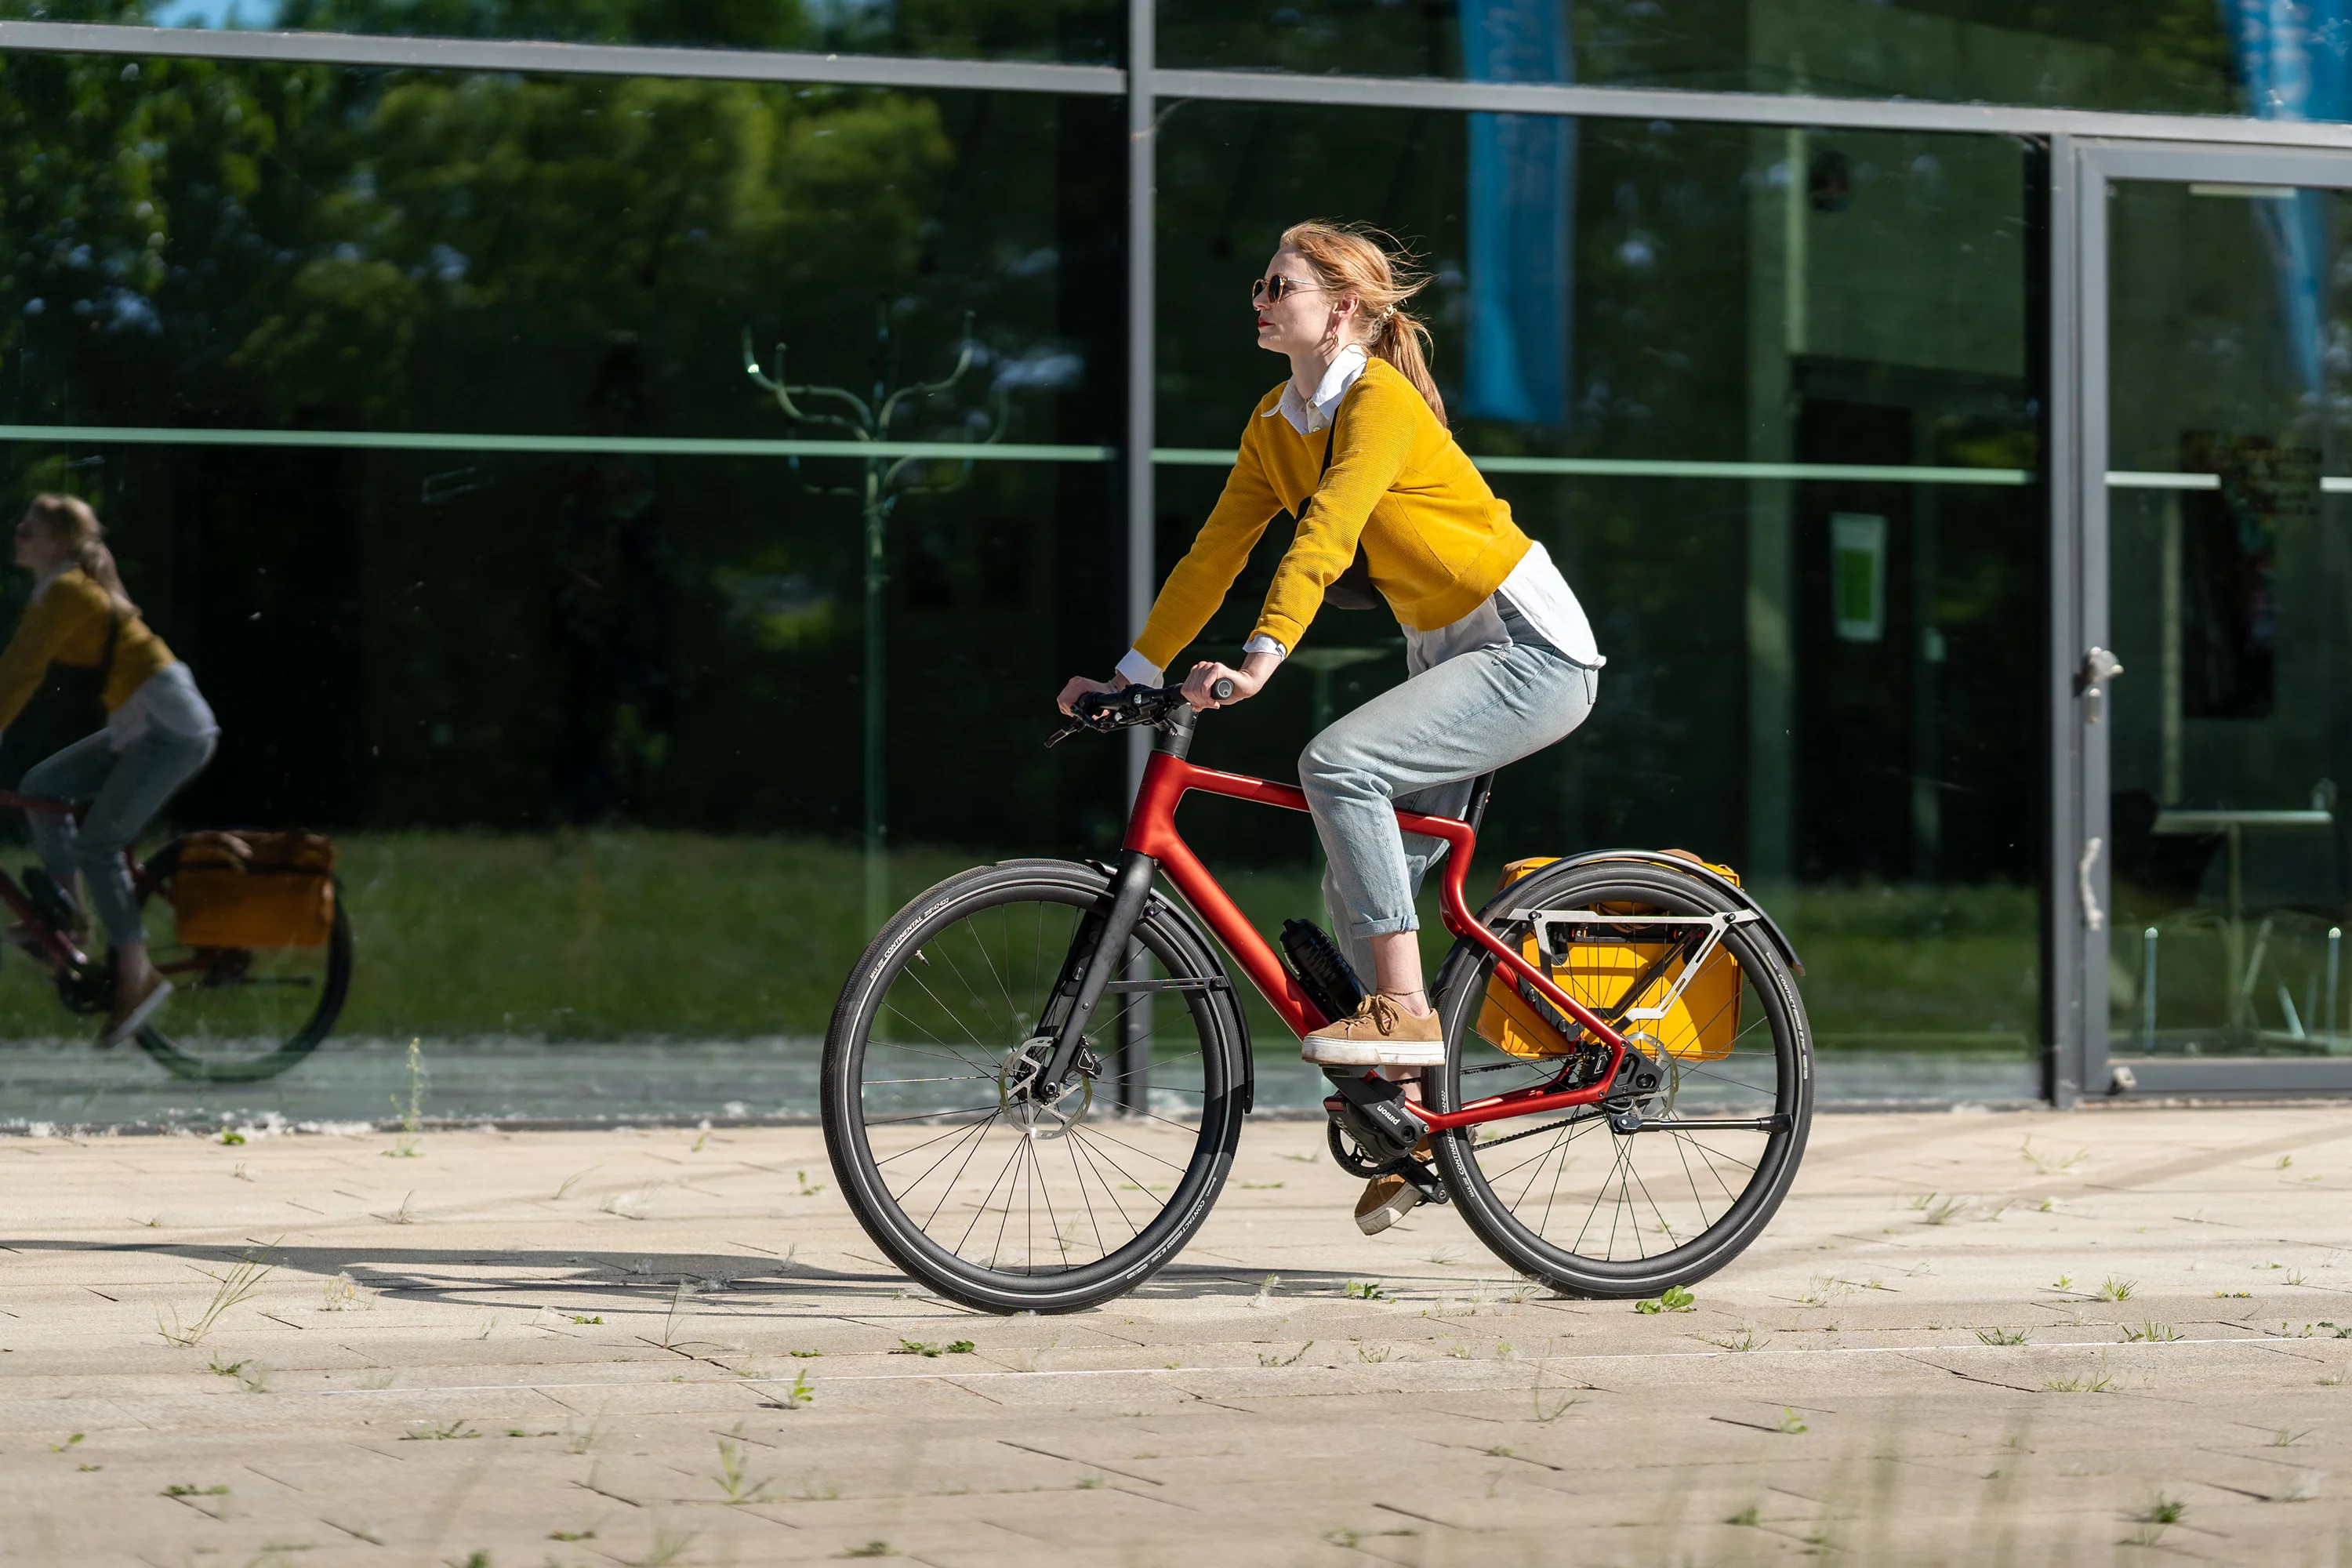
[132,845,354,1084]
[1427,860,1813,1298]
[822,858,1249,1314]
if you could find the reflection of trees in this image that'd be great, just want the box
[0,45,955,435]
[0,12,1112,844]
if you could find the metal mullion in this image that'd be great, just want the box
[10,17,2352,156]
[2045,133,2085,1107]
[1154,68,2352,150]
[2072,137,2111,1105]
[1118,0,1156,1115]
[0,19,1125,95]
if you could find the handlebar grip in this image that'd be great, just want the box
[1210,677,1236,702]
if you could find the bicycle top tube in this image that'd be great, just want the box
[0,790,76,816]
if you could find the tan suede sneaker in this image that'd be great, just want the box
[1301,993,1445,1066]
[1355,1172,1422,1234]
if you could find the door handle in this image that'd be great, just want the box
[2077,646,2125,724]
[2078,836,2104,932]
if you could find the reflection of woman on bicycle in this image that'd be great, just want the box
[0,495,219,1042]
[1058,221,1605,1231]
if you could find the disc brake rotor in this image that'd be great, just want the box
[1000,1035,1099,1140]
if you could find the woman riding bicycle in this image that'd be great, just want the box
[1058,221,1605,1235]
[0,494,219,1044]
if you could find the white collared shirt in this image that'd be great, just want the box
[1116,350,1605,684]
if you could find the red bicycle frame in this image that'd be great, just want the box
[0,789,183,976]
[1123,746,1632,1132]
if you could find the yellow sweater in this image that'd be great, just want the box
[1133,357,1533,669]
[0,568,176,731]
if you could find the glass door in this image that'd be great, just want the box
[2082,141,2352,1097]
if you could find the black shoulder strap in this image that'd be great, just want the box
[99,607,120,688]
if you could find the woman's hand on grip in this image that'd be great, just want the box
[1057,673,1127,715]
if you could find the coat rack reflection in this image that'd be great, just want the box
[743,307,1007,934]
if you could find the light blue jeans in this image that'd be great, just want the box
[1302,599,1599,985]
[24,728,218,946]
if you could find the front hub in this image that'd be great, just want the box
[1000,1035,1100,1138]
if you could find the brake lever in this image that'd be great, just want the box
[1044,720,1086,749]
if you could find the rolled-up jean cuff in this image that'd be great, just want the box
[1346,913,1421,940]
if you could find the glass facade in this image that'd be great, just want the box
[2106,178,2352,1063]
[1156,106,2043,1100]
[0,5,2339,1124]
[1160,1,2263,119]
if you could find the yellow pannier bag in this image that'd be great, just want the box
[169,830,337,949]
[1475,851,1744,1062]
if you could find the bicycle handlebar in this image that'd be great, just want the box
[1047,677,1236,747]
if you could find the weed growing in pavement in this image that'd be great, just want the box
[2136,1493,2187,1525]
[789,1348,825,1358]
[1976,1328,2030,1346]
[2320,1364,2351,1386]
[1531,1356,1582,1424]
[549,1527,598,1542]
[2020,1139,2089,1174]
[1425,1246,1461,1266]
[797,1170,825,1196]
[2287,1269,2308,1286]
[162,1483,228,1497]
[632,1525,701,1566]
[1014,1338,1058,1374]
[2123,1322,2180,1342]
[2096,1276,2136,1301]
[2278,1155,2295,1169]
[1725,1502,1761,1526]
[844,1544,896,1559]
[2049,1273,2074,1291]
[711,1432,775,1504]
[319,1272,369,1312]
[1345,1279,1389,1301]
[1257,1341,1313,1367]
[600,1191,652,1221]
[47,1433,82,1453]
[2215,1290,2251,1299]
[2044,1356,2114,1393]
[1798,1276,1858,1307]
[1356,1343,1396,1363]
[158,1245,276,1348]
[1634,1285,1696,1314]
[2271,1428,2314,1446]
[555,1167,596,1200]
[891,1338,974,1357]
[1239,1181,1284,1189]
[378,1192,418,1225]
[1915,1194,1970,1225]
[657,1279,710,1352]
[383,1038,424,1158]
[1702,1327,1762,1352]
[1773,1408,1809,1434]
[767,1371,815,1409]
[400,1420,478,1441]
[1248,1274,1280,1309]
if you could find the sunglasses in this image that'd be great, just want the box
[1250,273,1327,306]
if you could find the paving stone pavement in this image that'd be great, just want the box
[4,1105,2352,1565]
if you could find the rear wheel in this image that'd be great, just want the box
[1428,859,1812,1298]
[822,859,1249,1313]
[130,840,353,1083]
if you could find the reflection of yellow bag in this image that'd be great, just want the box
[1475,852,1743,1062]
[170,831,336,949]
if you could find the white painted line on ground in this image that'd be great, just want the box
[304,1333,2325,1399]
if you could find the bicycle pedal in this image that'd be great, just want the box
[1398,1159,1448,1204]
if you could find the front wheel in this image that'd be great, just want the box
[822,858,1249,1313]
[1428,858,1813,1298]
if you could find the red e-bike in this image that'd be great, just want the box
[822,683,1812,1313]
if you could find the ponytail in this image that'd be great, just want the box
[22,493,139,617]
[1278,220,1448,426]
